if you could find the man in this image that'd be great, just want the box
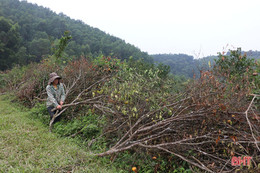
[46,72,65,122]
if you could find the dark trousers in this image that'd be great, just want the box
[47,106,61,123]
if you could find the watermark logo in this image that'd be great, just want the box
[231,156,252,166]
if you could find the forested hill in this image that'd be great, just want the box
[152,54,217,78]
[0,0,152,70]
[152,51,260,78]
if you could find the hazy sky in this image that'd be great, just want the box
[25,0,260,57]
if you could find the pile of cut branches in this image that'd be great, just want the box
[90,68,259,172]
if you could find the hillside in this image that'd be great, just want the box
[0,0,152,70]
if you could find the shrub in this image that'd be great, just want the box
[29,102,50,125]
[15,60,60,106]
[2,65,28,91]
[215,48,255,77]
[54,109,103,139]
[212,48,259,110]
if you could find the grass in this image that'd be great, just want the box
[0,95,122,173]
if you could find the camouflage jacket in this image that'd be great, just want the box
[46,83,66,108]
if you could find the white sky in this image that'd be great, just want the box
[25,0,260,57]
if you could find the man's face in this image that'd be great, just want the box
[53,79,59,85]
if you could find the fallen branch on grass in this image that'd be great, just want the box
[51,95,105,112]
[49,96,105,132]
[244,94,260,152]
[34,96,47,101]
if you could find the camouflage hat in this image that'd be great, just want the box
[48,72,61,85]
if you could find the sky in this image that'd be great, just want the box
[25,0,260,57]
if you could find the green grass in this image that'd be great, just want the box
[0,95,121,173]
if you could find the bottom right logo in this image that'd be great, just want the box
[231,156,252,166]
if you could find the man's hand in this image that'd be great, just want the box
[60,101,64,106]
[56,105,62,110]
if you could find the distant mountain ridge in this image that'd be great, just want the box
[152,50,260,78]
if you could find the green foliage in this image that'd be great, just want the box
[0,16,21,70]
[215,48,255,77]
[52,31,72,64]
[127,56,170,79]
[111,151,192,173]
[157,62,171,79]
[255,59,260,92]
[92,55,122,73]
[214,48,259,96]
[53,109,103,139]
[2,65,28,90]
[0,73,6,90]
[29,102,50,125]
[29,101,107,150]
[28,38,51,61]
[97,59,180,131]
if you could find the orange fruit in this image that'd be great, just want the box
[132,167,137,172]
